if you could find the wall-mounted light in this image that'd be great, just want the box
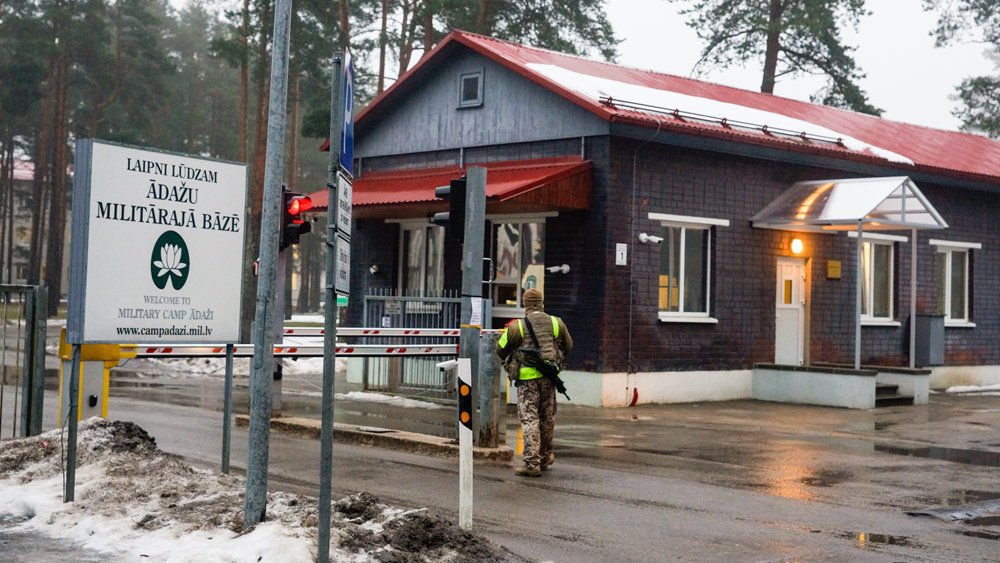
[546,264,570,274]
[638,233,663,244]
[791,238,804,255]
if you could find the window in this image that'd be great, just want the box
[491,220,545,309]
[847,231,905,323]
[400,224,444,295]
[457,70,483,108]
[931,239,980,326]
[649,213,729,323]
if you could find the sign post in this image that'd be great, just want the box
[457,358,474,530]
[65,139,247,503]
[319,48,353,563]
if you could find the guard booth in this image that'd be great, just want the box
[58,328,136,423]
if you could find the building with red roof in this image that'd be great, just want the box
[320,30,1000,406]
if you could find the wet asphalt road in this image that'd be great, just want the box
[4,360,1000,561]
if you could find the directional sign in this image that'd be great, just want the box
[336,233,350,296]
[339,50,355,175]
[337,171,352,238]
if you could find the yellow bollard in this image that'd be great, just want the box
[57,328,137,424]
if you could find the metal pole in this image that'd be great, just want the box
[222,343,234,474]
[30,286,46,436]
[244,0,292,528]
[478,323,502,448]
[317,53,345,563]
[460,167,485,441]
[65,343,81,502]
[457,358,473,530]
[910,228,917,369]
[855,220,863,370]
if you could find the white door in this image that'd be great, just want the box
[775,257,806,365]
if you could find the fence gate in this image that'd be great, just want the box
[0,285,47,437]
[362,289,461,399]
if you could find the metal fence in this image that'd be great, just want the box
[0,285,47,438]
[361,289,462,399]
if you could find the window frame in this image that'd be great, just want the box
[649,213,730,324]
[930,239,980,327]
[848,231,904,326]
[457,69,484,108]
[396,220,445,297]
[488,213,553,317]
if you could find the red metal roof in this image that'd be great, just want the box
[355,31,1000,185]
[306,156,590,210]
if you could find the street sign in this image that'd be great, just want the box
[67,139,246,344]
[336,233,350,296]
[339,50,354,175]
[337,170,352,238]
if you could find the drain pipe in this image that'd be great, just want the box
[627,118,663,405]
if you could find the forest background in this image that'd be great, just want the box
[1,0,998,340]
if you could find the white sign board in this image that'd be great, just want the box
[337,171,352,238]
[336,233,351,296]
[67,140,247,344]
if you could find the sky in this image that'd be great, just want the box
[605,0,998,132]
[171,0,999,133]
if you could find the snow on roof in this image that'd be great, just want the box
[359,31,1000,185]
[525,63,913,165]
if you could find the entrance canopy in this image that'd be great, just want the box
[306,156,591,219]
[752,176,948,370]
[751,176,948,232]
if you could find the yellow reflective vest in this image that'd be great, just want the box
[498,315,561,381]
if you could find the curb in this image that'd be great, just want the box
[234,415,514,462]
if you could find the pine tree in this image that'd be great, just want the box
[668,0,881,115]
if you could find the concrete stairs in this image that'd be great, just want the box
[875,382,914,407]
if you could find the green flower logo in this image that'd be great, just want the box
[150,231,190,290]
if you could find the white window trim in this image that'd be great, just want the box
[859,239,895,322]
[648,212,730,229]
[929,239,982,250]
[934,243,974,326]
[650,213,730,323]
[657,312,719,324]
[861,319,902,327]
[847,231,909,243]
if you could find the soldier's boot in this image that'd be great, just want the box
[514,465,542,477]
[541,453,555,471]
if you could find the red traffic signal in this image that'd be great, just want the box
[288,195,313,217]
[281,189,313,250]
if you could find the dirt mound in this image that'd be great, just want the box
[0,419,524,561]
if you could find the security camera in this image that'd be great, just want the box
[639,233,663,244]
[369,264,379,275]
[546,264,570,274]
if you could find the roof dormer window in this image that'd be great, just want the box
[458,70,483,108]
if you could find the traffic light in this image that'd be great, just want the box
[280,188,313,250]
[430,176,467,244]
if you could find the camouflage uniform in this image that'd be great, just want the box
[496,289,573,474]
[516,376,557,470]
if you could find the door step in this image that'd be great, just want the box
[876,383,899,396]
[876,394,915,407]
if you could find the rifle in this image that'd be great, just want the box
[522,316,570,400]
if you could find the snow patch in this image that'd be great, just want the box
[526,62,914,165]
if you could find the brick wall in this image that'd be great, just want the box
[596,138,1000,373]
[349,134,1000,373]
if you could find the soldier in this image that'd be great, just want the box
[496,288,573,477]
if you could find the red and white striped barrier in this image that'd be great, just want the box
[134,343,457,358]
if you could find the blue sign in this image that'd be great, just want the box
[339,50,355,176]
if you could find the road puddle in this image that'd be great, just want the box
[835,531,919,549]
[874,444,1000,467]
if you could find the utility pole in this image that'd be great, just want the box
[244,0,292,529]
